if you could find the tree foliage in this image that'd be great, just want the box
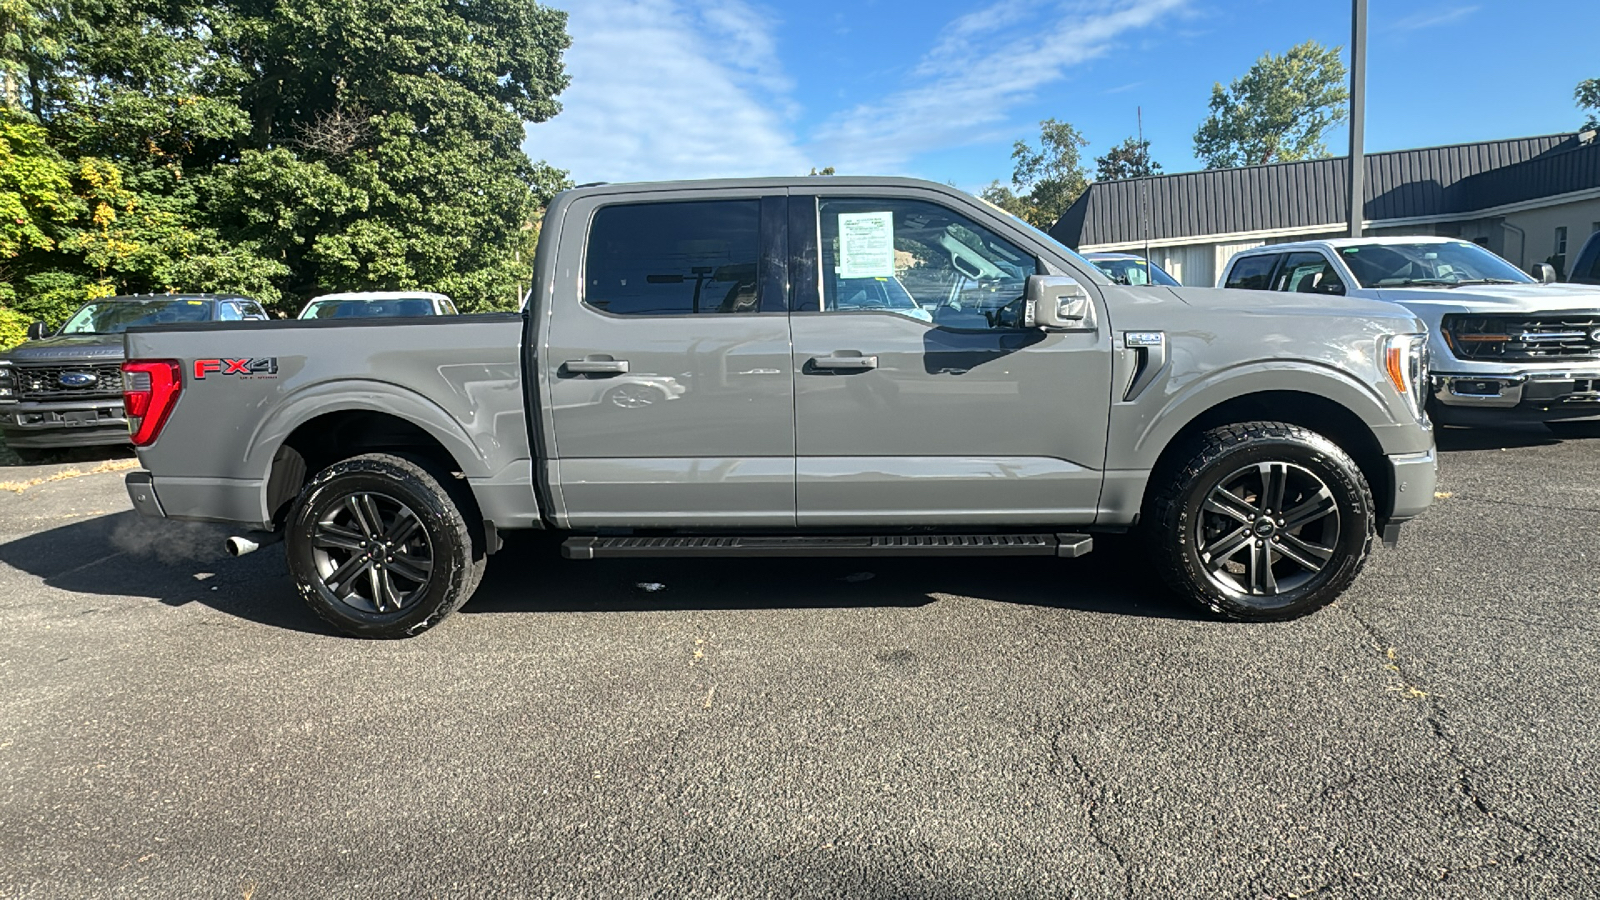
[1193,41,1349,169]
[981,119,1089,229]
[1094,137,1162,181]
[1578,78,1600,130]
[0,0,572,336]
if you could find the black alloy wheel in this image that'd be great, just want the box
[310,491,434,614]
[1194,461,1340,600]
[1146,421,1374,621]
[287,453,482,638]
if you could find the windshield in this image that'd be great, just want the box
[59,298,214,334]
[1091,257,1180,287]
[1338,242,1534,288]
[301,297,438,319]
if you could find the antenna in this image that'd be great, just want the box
[1139,106,1153,284]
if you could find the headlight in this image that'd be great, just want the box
[1379,333,1429,422]
[0,363,14,403]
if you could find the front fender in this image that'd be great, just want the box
[1116,360,1425,470]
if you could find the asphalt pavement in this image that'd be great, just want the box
[0,429,1597,899]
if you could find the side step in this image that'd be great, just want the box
[562,533,1093,560]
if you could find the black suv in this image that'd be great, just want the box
[0,294,267,461]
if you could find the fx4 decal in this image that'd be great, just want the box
[193,358,279,379]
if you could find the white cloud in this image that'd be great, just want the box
[1391,5,1480,31]
[810,0,1187,171]
[524,0,808,183]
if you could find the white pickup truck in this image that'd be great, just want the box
[1219,236,1600,433]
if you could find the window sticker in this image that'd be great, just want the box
[837,211,895,279]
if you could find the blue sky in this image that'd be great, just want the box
[523,0,1597,191]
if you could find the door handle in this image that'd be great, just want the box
[563,357,630,375]
[810,354,878,371]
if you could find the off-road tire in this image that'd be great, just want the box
[1144,421,1375,621]
[287,453,479,638]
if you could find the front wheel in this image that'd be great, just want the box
[1145,422,1375,621]
[286,453,480,638]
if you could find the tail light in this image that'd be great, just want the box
[122,360,182,446]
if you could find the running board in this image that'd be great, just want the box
[562,533,1093,560]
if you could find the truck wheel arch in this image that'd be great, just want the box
[249,385,488,527]
[1141,389,1393,522]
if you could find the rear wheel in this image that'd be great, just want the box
[1145,422,1374,621]
[286,453,480,638]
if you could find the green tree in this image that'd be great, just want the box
[1094,137,1162,181]
[986,119,1090,229]
[1193,41,1349,169]
[1578,78,1600,130]
[0,0,572,324]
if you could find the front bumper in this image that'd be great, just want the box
[1386,448,1437,524]
[0,399,128,448]
[1430,369,1600,425]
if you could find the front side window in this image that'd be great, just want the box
[1338,241,1533,288]
[817,198,1038,330]
[1225,255,1279,290]
[585,200,762,316]
[1274,252,1345,295]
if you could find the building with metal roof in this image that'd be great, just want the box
[1049,131,1600,287]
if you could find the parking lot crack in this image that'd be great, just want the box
[1043,718,1132,900]
[1346,604,1590,861]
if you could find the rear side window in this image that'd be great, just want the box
[585,200,762,315]
[1225,254,1279,290]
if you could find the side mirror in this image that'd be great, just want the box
[1531,263,1557,284]
[1317,280,1347,296]
[1026,275,1093,329]
[25,321,49,341]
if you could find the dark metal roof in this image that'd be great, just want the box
[1051,133,1599,248]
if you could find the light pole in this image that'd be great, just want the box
[1348,0,1367,238]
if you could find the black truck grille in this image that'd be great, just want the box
[13,363,125,401]
[1444,314,1600,362]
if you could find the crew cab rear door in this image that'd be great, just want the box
[787,188,1113,525]
[542,190,796,528]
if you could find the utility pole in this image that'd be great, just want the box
[1348,0,1367,238]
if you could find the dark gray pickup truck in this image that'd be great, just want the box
[121,178,1436,637]
[0,294,267,460]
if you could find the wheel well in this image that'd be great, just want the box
[1149,391,1393,520]
[267,411,475,528]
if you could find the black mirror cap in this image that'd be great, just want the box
[25,321,49,341]
[1531,263,1558,284]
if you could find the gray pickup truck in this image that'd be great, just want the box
[121,177,1436,638]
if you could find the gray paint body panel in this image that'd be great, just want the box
[126,175,1434,538]
[125,316,531,530]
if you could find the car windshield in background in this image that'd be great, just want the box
[1339,242,1534,288]
[1093,258,1180,286]
[58,298,213,334]
[303,298,437,319]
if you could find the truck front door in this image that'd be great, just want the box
[543,193,795,528]
[788,192,1112,526]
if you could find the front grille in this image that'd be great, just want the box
[12,363,125,401]
[1444,314,1600,361]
